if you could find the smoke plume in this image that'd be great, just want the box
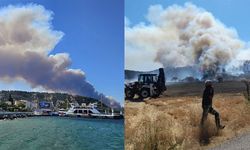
[125,3,250,75]
[0,4,120,108]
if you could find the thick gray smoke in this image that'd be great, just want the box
[0,4,121,109]
[125,3,250,75]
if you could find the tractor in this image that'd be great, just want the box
[125,68,166,100]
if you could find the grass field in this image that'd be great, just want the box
[125,81,250,150]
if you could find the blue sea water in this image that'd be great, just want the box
[0,117,124,150]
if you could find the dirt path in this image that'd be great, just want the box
[210,132,250,150]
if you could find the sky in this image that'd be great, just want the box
[126,0,250,42]
[125,0,250,72]
[0,0,124,105]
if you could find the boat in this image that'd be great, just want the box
[58,109,67,116]
[34,108,52,116]
[64,103,123,119]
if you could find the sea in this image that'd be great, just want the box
[0,117,124,150]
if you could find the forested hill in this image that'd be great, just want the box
[0,90,109,108]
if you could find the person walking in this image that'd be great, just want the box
[200,80,225,129]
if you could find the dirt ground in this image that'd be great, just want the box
[125,81,250,150]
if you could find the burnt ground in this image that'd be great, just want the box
[164,81,246,97]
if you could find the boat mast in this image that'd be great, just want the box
[101,95,105,114]
[101,95,102,110]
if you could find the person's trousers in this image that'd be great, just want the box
[200,105,221,128]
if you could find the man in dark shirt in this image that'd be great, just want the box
[200,80,225,129]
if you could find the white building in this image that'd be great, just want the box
[15,100,37,110]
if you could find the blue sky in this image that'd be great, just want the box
[126,0,250,42]
[0,0,124,105]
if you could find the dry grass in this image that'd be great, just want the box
[125,93,250,150]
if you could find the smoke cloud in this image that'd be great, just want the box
[125,3,249,74]
[0,4,120,108]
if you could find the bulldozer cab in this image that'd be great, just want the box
[138,74,158,84]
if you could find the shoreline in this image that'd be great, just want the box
[0,112,124,121]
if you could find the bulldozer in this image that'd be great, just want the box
[125,68,166,100]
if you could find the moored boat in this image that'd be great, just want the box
[64,103,123,119]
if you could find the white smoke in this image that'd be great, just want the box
[125,3,249,75]
[0,4,121,109]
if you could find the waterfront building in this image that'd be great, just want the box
[15,100,37,110]
[34,101,54,116]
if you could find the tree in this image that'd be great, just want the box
[0,102,8,111]
[8,94,14,106]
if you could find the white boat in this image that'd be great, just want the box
[34,109,52,116]
[65,103,101,117]
[90,108,124,119]
[58,109,67,116]
[64,103,123,119]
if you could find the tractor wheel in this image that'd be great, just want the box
[151,84,160,98]
[140,88,150,99]
[152,89,161,98]
[125,89,135,100]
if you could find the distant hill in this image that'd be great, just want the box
[0,90,109,109]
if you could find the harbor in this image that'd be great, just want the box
[0,91,124,120]
[0,94,124,149]
[0,102,123,121]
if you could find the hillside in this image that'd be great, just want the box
[0,90,109,109]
